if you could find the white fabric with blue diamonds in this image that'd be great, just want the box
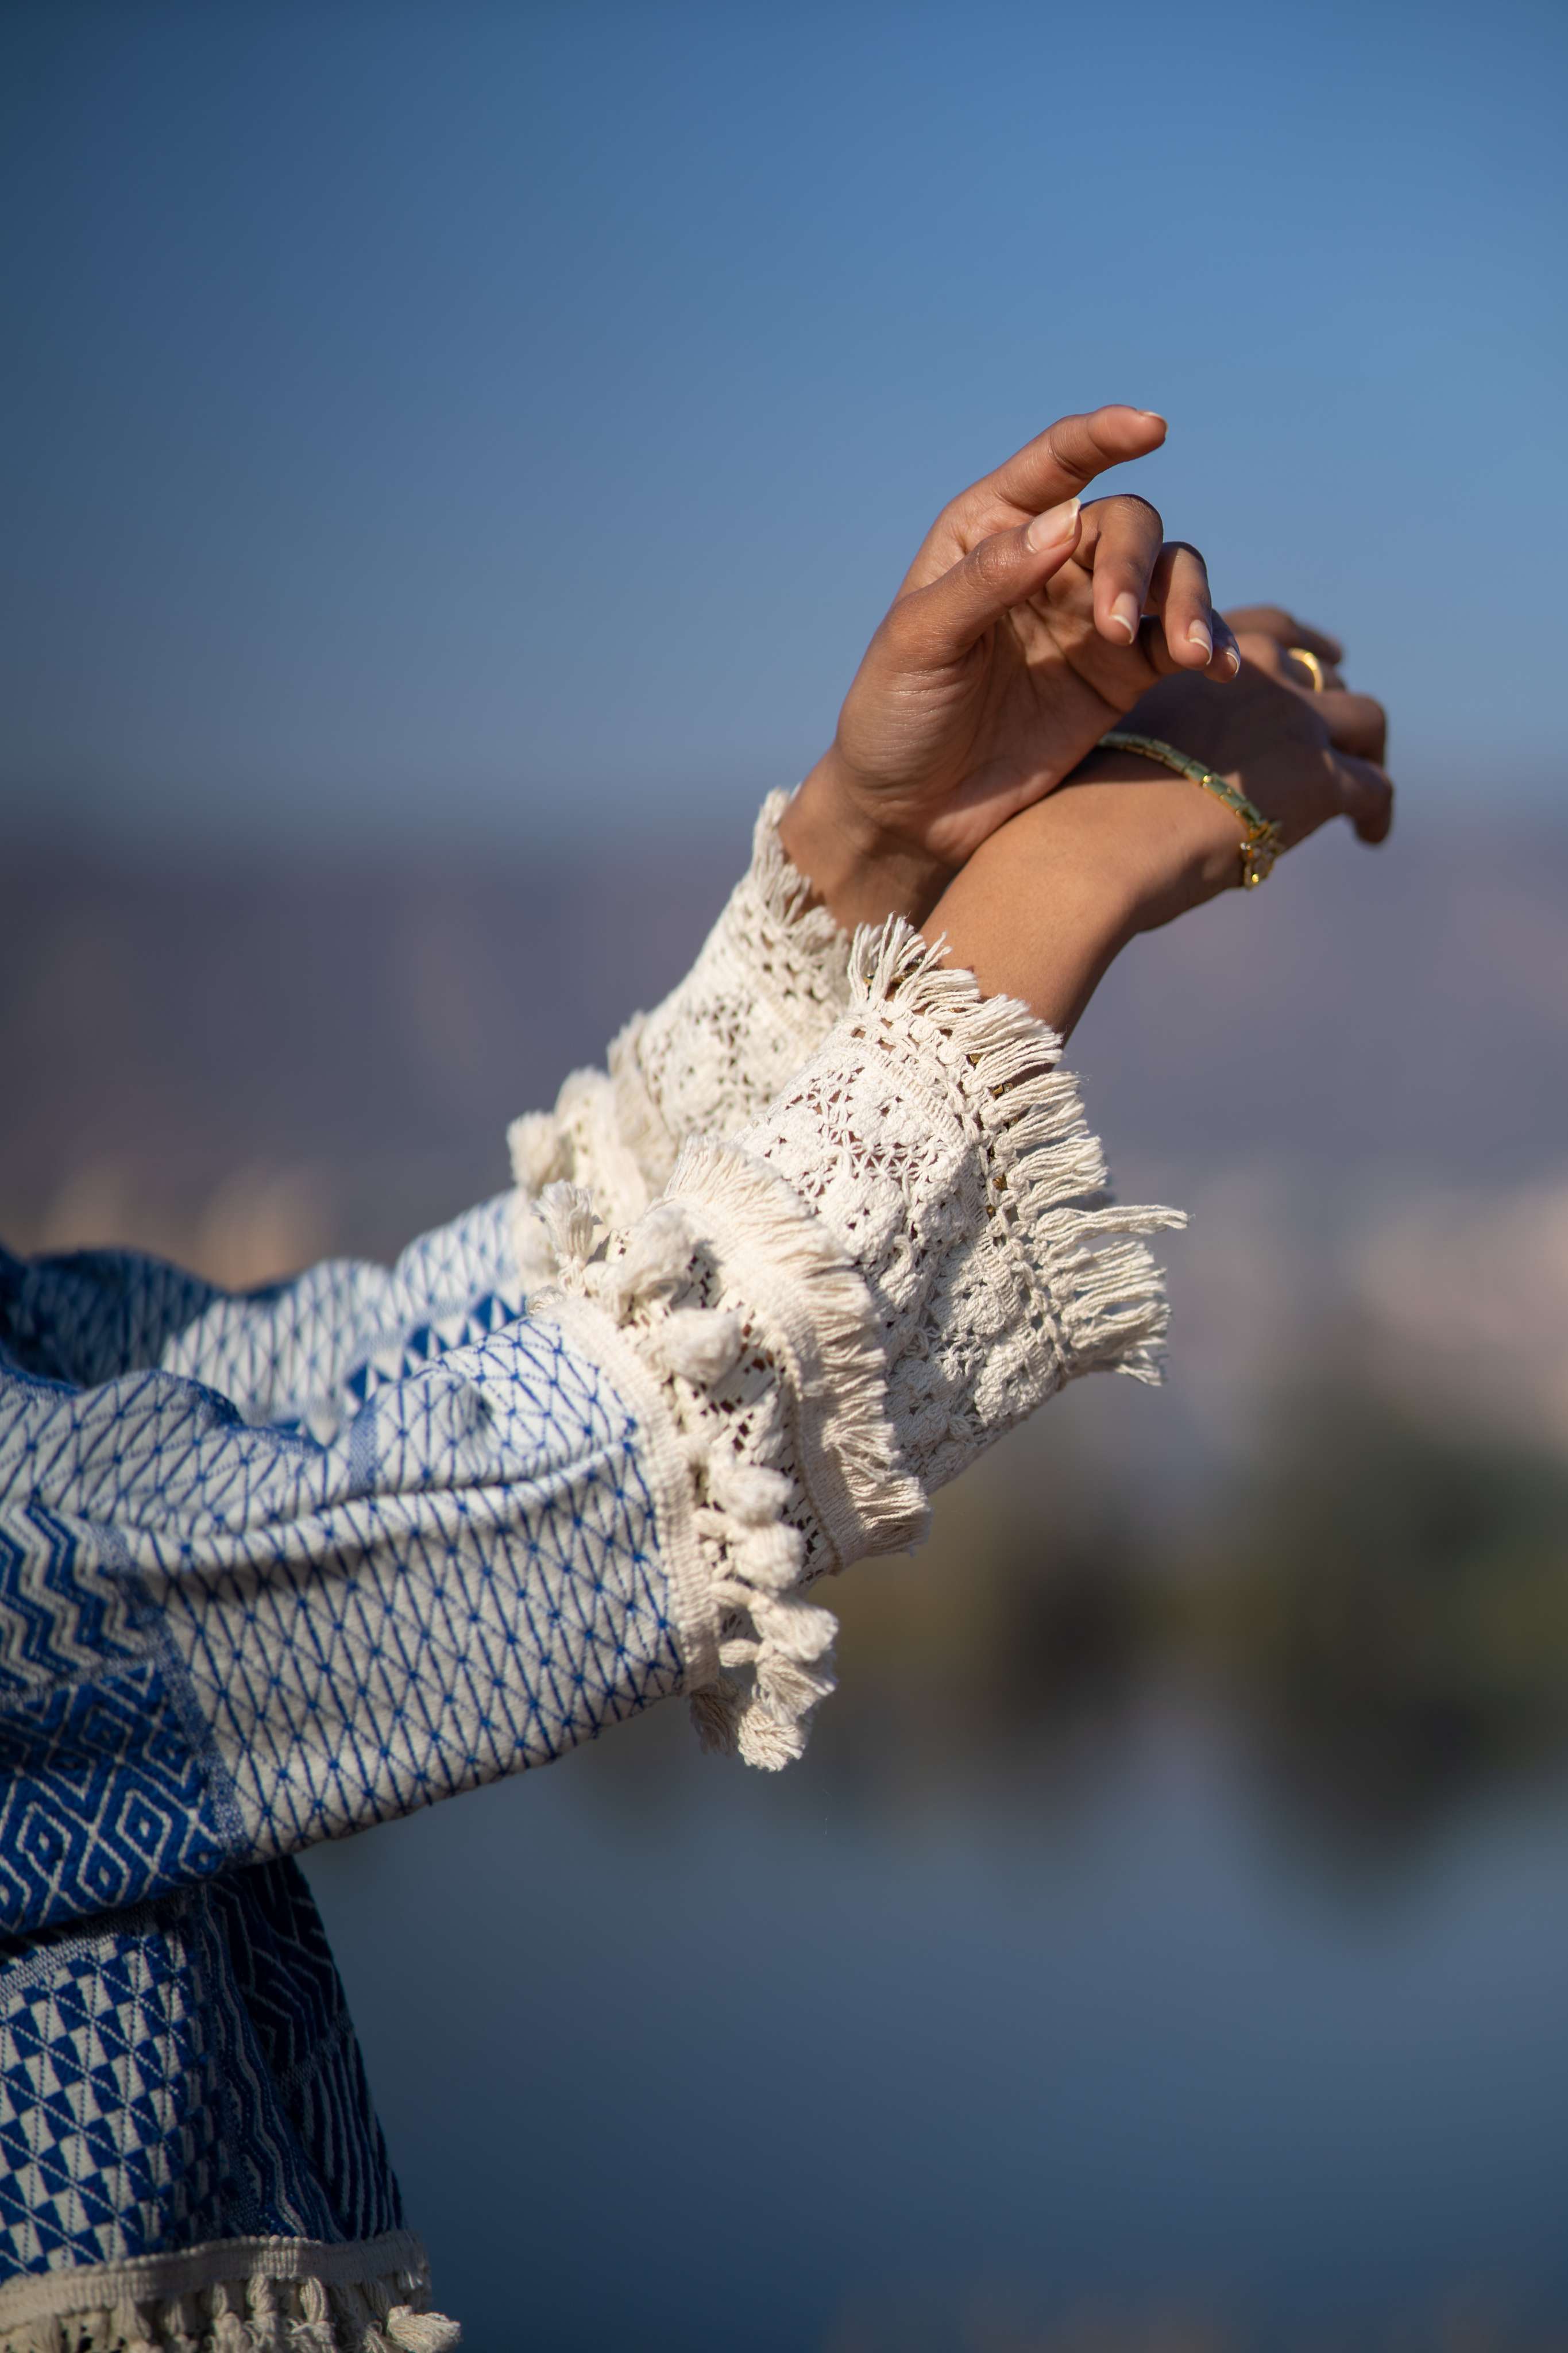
[0,1198,681,1934]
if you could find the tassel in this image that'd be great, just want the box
[109,2305,159,2353]
[159,2294,201,2353]
[507,1109,569,1192]
[535,1181,600,1270]
[705,1458,789,1525]
[652,1308,741,1386]
[383,2316,461,2353]
[613,1200,699,1302]
[689,1676,741,1752]
[511,1204,559,1289]
[245,2274,284,2353]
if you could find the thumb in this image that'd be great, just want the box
[889,500,1081,664]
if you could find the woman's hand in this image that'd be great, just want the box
[778,406,1241,929]
[924,626,1392,1036]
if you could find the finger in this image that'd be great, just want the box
[1333,751,1395,844]
[889,499,1084,662]
[1235,632,1345,695]
[1318,689,1387,764]
[1146,539,1237,676]
[1213,612,1243,677]
[1284,649,1345,692]
[1076,493,1164,647]
[1222,605,1345,665]
[984,405,1168,516]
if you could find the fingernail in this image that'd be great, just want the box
[1137,408,1168,426]
[1224,644,1241,677]
[1026,496,1079,553]
[1109,592,1140,643]
[1187,621,1213,661]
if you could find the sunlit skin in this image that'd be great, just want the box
[926,610,1394,1037]
[774,408,1393,1033]
[779,404,1244,928]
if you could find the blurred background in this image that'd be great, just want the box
[5,1,1568,2343]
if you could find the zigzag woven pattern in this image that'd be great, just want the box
[0,1499,238,1932]
[2,1202,680,1914]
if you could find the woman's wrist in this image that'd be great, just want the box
[1065,746,1247,927]
[778,754,953,932]
[920,750,1240,1035]
[921,783,1146,1036]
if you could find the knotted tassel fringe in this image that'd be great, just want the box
[0,2248,457,2353]
[540,1127,922,1770]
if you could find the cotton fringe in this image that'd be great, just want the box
[0,2261,459,2353]
[666,1134,927,1765]
[538,1127,921,1772]
[853,917,1184,1384]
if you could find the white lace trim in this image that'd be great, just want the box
[531,1145,923,1770]
[506,790,852,1282]
[744,918,1185,1495]
[0,2231,457,2352]
[516,910,1181,1770]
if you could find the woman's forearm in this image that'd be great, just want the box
[922,749,1243,1034]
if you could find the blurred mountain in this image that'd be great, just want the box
[4,804,1567,1449]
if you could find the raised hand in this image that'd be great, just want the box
[1117,608,1393,881]
[924,615,1392,1037]
[779,405,1240,927]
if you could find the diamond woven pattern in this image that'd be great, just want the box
[0,1859,400,2279]
[1,1200,680,1928]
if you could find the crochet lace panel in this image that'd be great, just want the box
[532,1148,924,1770]
[507,789,852,1255]
[530,920,1180,1768]
[740,919,1185,1496]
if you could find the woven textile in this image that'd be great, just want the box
[0,1203,679,2321]
[0,1861,399,2278]
[0,813,1179,2337]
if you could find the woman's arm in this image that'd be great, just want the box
[926,642,1393,1031]
[513,403,1239,1246]
[0,639,1392,1931]
[0,937,1171,1928]
[0,405,1231,1433]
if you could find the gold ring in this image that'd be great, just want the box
[1286,646,1327,691]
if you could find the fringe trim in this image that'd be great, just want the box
[853,918,1184,1388]
[606,1013,679,1194]
[507,1068,651,1287]
[538,1134,921,1771]
[0,2235,457,2353]
[751,786,850,955]
[665,1135,927,1570]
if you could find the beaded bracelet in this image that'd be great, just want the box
[1098,730,1285,889]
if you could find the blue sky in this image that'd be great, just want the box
[3,0,1564,844]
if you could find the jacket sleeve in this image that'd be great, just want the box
[0,1194,524,1440]
[0,1298,682,1935]
[0,918,1178,1935]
